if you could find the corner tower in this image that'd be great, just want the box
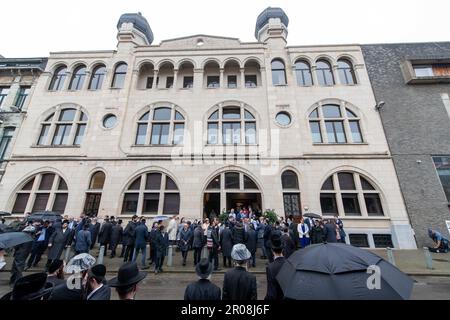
[116,12,153,49]
[255,7,289,45]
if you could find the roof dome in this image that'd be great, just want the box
[254,7,289,39]
[117,12,154,44]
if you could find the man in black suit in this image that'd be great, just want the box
[89,218,101,250]
[98,217,113,256]
[184,258,221,300]
[86,264,111,300]
[264,234,286,300]
[222,244,257,300]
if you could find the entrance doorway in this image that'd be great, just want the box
[203,193,220,220]
[226,193,262,214]
[84,193,102,217]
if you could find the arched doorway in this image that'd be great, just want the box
[203,171,262,220]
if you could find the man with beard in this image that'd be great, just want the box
[46,220,72,270]
[86,264,111,300]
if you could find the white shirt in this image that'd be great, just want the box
[87,283,104,300]
[297,223,310,238]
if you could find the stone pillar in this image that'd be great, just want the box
[240,68,245,88]
[219,68,224,88]
[333,64,341,85]
[152,70,159,89]
[172,69,178,90]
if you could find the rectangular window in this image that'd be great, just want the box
[310,121,322,143]
[163,193,180,215]
[283,193,301,216]
[414,65,434,77]
[296,70,313,86]
[245,122,256,144]
[52,193,68,214]
[112,73,126,89]
[227,75,237,88]
[12,193,30,214]
[245,75,257,88]
[173,123,184,145]
[320,193,338,214]
[0,128,15,161]
[207,123,218,144]
[364,194,384,216]
[207,76,220,88]
[37,125,50,145]
[183,76,193,88]
[166,76,174,88]
[0,87,10,106]
[52,124,72,145]
[14,86,31,109]
[135,124,148,145]
[272,70,286,85]
[225,172,240,189]
[121,193,138,214]
[146,77,154,89]
[342,193,361,216]
[145,173,162,190]
[73,124,85,145]
[142,193,159,214]
[222,122,241,144]
[39,173,55,190]
[325,121,346,143]
[349,121,363,143]
[373,234,393,248]
[151,123,170,145]
[349,234,369,248]
[32,193,50,212]
[338,173,356,190]
[433,156,450,202]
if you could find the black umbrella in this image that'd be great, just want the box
[303,213,322,219]
[0,211,11,217]
[0,232,33,249]
[276,243,413,300]
[27,211,62,222]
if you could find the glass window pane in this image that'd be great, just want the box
[346,109,357,118]
[90,172,105,189]
[309,108,319,118]
[310,121,322,143]
[32,193,50,212]
[349,234,369,248]
[140,112,150,121]
[207,76,220,88]
[365,194,384,216]
[145,173,162,190]
[135,124,148,145]
[116,63,127,73]
[165,176,178,190]
[342,193,361,216]
[39,173,55,190]
[209,110,219,120]
[225,172,240,189]
[271,60,285,69]
[222,107,241,119]
[320,193,338,214]
[272,70,287,85]
[432,156,450,202]
[151,124,161,144]
[207,123,218,144]
[183,76,193,88]
[373,234,393,248]
[276,112,291,126]
[59,109,76,121]
[321,176,334,190]
[79,112,88,122]
[12,193,30,214]
[244,110,255,120]
[335,122,346,143]
[52,194,68,214]
[166,76,174,88]
[338,173,356,190]
[163,193,180,215]
[360,177,375,190]
[222,122,241,144]
[128,177,141,190]
[142,193,160,214]
[283,193,301,216]
[146,77,154,89]
[282,170,299,189]
[350,121,362,143]
[228,75,237,88]
[326,122,337,143]
[58,178,68,190]
[74,124,85,145]
[414,66,433,77]
[112,73,126,88]
[245,75,257,87]
[153,108,171,120]
[103,115,117,128]
[22,178,35,190]
[160,124,169,144]
[173,123,184,145]
[244,175,258,189]
[122,193,138,214]
[245,122,256,144]
[322,105,341,118]
[206,175,220,190]
[175,111,184,120]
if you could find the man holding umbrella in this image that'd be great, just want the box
[264,234,286,300]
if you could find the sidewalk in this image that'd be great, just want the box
[1,246,449,276]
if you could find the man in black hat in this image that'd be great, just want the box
[264,234,286,300]
[46,219,72,270]
[98,217,113,256]
[184,258,221,300]
[154,224,169,274]
[86,264,111,300]
[46,259,65,287]
[1,273,52,300]
[108,262,147,300]
[123,215,139,262]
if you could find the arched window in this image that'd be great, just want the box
[12,172,68,214]
[337,59,357,85]
[295,60,313,86]
[89,171,105,190]
[37,106,88,146]
[122,172,180,215]
[316,59,334,86]
[207,106,256,145]
[89,64,106,90]
[111,63,127,89]
[84,171,105,217]
[282,170,301,218]
[69,65,87,90]
[135,106,185,145]
[320,171,384,217]
[271,59,287,85]
[48,65,67,91]
[309,104,363,144]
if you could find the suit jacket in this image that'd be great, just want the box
[265,256,286,300]
[134,224,149,247]
[222,267,257,300]
[184,279,221,300]
[110,224,123,248]
[87,284,111,301]
[49,283,84,300]
[323,223,338,243]
[192,226,204,248]
[281,234,296,259]
[179,228,193,251]
[245,228,258,254]
[123,221,137,246]
[98,221,112,245]
[220,227,233,256]
[75,230,91,253]
[89,223,101,244]
[47,227,72,260]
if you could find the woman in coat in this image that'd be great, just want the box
[46,220,72,268]
[179,223,193,266]
[220,223,233,268]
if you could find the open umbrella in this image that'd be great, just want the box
[0,232,33,249]
[303,213,322,219]
[27,211,62,222]
[152,215,169,222]
[0,211,11,217]
[276,243,413,300]
[64,253,96,274]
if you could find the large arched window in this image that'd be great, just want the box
[37,106,87,146]
[207,106,256,145]
[111,63,127,89]
[337,59,357,85]
[122,172,180,215]
[48,65,67,91]
[83,171,105,217]
[295,60,313,86]
[320,171,384,217]
[68,65,87,90]
[309,104,363,144]
[89,64,106,90]
[282,170,301,218]
[135,106,185,145]
[12,172,68,214]
[316,59,335,86]
[271,59,287,85]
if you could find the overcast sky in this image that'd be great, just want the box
[1,0,449,58]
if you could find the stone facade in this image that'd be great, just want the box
[0,9,416,249]
[362,42,450,247]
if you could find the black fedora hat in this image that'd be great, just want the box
[88,264,107,282]
[269,234,283,251]
[108,262,147,288]
[195,258,213,279]
[2,273,52,300]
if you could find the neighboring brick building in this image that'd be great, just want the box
[362,42,450,247]
[0,8,416,248]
